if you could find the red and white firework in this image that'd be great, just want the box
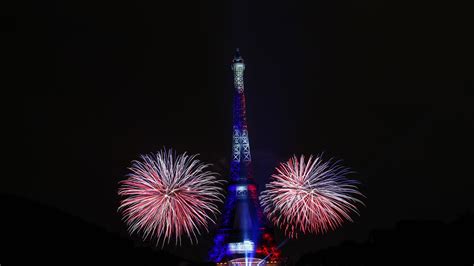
[260,155,364,238]
[118,149,225,246]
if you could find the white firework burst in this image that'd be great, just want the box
[118,149,225,246]
[260,154,364,238]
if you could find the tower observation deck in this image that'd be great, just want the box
[209,50,282,266]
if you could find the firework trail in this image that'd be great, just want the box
[259,155,364,238]
[118,149,225,246]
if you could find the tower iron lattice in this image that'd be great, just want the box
[209,49,282,265]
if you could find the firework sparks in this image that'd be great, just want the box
[118,149,225,246]
[259,155,364,238]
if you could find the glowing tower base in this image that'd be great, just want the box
[229,258,265,266]
[216,257,282,266]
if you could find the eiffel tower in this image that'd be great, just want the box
[209,49,282,265]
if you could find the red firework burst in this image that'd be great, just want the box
[259,155,364,238]
[118,149,225,246]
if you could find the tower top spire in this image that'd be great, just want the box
[231,48,245,92]
[233,48,244,63]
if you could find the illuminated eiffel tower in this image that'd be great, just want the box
[209,49,282,266]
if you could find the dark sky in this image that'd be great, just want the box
[14,0,474,262]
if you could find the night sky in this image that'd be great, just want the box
[11,0,474,264]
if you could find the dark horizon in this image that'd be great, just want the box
[2,194,472,265]
[9,0,474,264]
